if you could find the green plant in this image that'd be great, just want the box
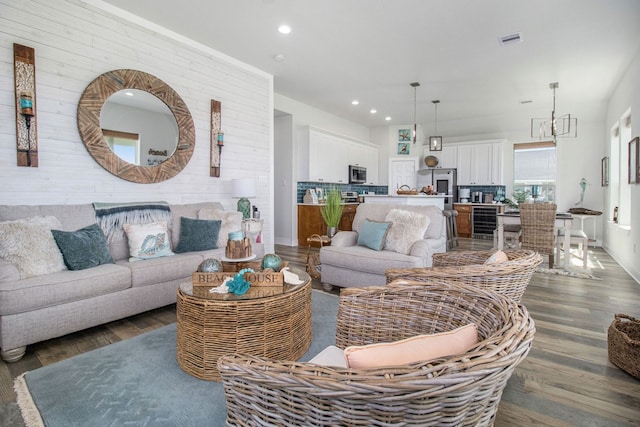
[321,188,343,228]
[504,188,529,208]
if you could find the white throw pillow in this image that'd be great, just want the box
[383,209,431,255]
[0,216,66,279]
[123,221,174,261]
[198,208,243,248]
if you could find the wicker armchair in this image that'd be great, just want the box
[386,249,543,303]
[218,282,535,426]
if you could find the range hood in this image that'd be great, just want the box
[417,154,440,175]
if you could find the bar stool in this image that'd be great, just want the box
[443,210,459,250]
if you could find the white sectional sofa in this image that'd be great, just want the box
[0,202,239,362]
[319,203,447,290]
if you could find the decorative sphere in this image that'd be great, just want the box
[262,253,282,271]
[197,258,223,273]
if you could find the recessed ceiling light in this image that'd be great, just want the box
[370,109,377,114]
[351,100,359,105]
[277,24,292,34]
[385,116,392,121]
[498,32,522,46]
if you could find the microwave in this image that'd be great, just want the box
[349,165,367,184]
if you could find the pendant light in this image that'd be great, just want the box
[410,82,420,144]
[429,100,442,151]
[530,82,577,144]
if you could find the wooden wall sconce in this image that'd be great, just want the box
[210,99,224,177]
[13,43,38,167]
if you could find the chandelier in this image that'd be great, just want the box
[429,100,442,151]
[531,82,577,143]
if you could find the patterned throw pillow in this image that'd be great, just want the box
[0,216,66,278]
[123,221,174,262]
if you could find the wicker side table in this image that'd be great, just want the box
[176,271,312,381]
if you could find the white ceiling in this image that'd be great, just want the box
[101,0,640,135]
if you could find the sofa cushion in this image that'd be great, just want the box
[174,217,221,253]
[357,219,391,251]
[198,208,243,248]
[384,209,431,255]
[52,224,114,270]
[0,263,131,316]
[0,216,66,279]
[120,252,204,288]
[320,245,429,275]
[344,323,479,369]
[123,221,174,261]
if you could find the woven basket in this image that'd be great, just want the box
[608,314,640,379]
[396,184,419,195]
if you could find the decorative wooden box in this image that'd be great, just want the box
[192,270,284,299]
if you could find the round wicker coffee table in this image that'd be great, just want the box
[176,269,312,381]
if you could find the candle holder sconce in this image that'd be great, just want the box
[13,43,38,167]
[210,99,224,177]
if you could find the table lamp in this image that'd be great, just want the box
[232,178,256,219]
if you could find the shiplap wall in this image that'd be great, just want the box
[0,0,274,251]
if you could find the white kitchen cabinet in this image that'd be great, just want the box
[490,141,503,185]
[305,126,378,184]
[438,145,458,169]
[308,131,348,183]
[456,141,503,185]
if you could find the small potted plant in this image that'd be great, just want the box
[321,187,343,237]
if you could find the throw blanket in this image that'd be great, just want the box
[93,201,171,243]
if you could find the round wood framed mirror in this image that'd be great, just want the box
[77,69,195,183]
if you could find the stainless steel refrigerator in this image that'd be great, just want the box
[416,168,457,210]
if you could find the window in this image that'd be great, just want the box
[103,129,140,165]
[610,110,632,227]
[513,142,556,203]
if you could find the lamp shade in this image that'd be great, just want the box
[231,178,256,198]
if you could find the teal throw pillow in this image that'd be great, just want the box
[52,223,114,270]
[175,217,221,253]
[358,219,392,251]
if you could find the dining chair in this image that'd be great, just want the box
[519,203,557,269]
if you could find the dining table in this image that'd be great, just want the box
[496,211,574,269]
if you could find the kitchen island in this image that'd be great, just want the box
[364,194,450,210]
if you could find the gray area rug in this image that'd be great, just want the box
[535,267,601,280]
[15,290,338,427]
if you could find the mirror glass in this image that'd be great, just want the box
[100,89,178,166]
[77,69,195,184]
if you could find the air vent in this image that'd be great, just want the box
[498,32,522,46]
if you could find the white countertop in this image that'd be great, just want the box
[366,194,452,198]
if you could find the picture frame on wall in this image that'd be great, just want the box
[397,142,410,155]
[629,137,639,184]
[601,156,609,187]
[398,129,410,141]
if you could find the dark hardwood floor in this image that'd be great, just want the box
[1,240,639,426]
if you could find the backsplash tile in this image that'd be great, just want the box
[297,182,389,203]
